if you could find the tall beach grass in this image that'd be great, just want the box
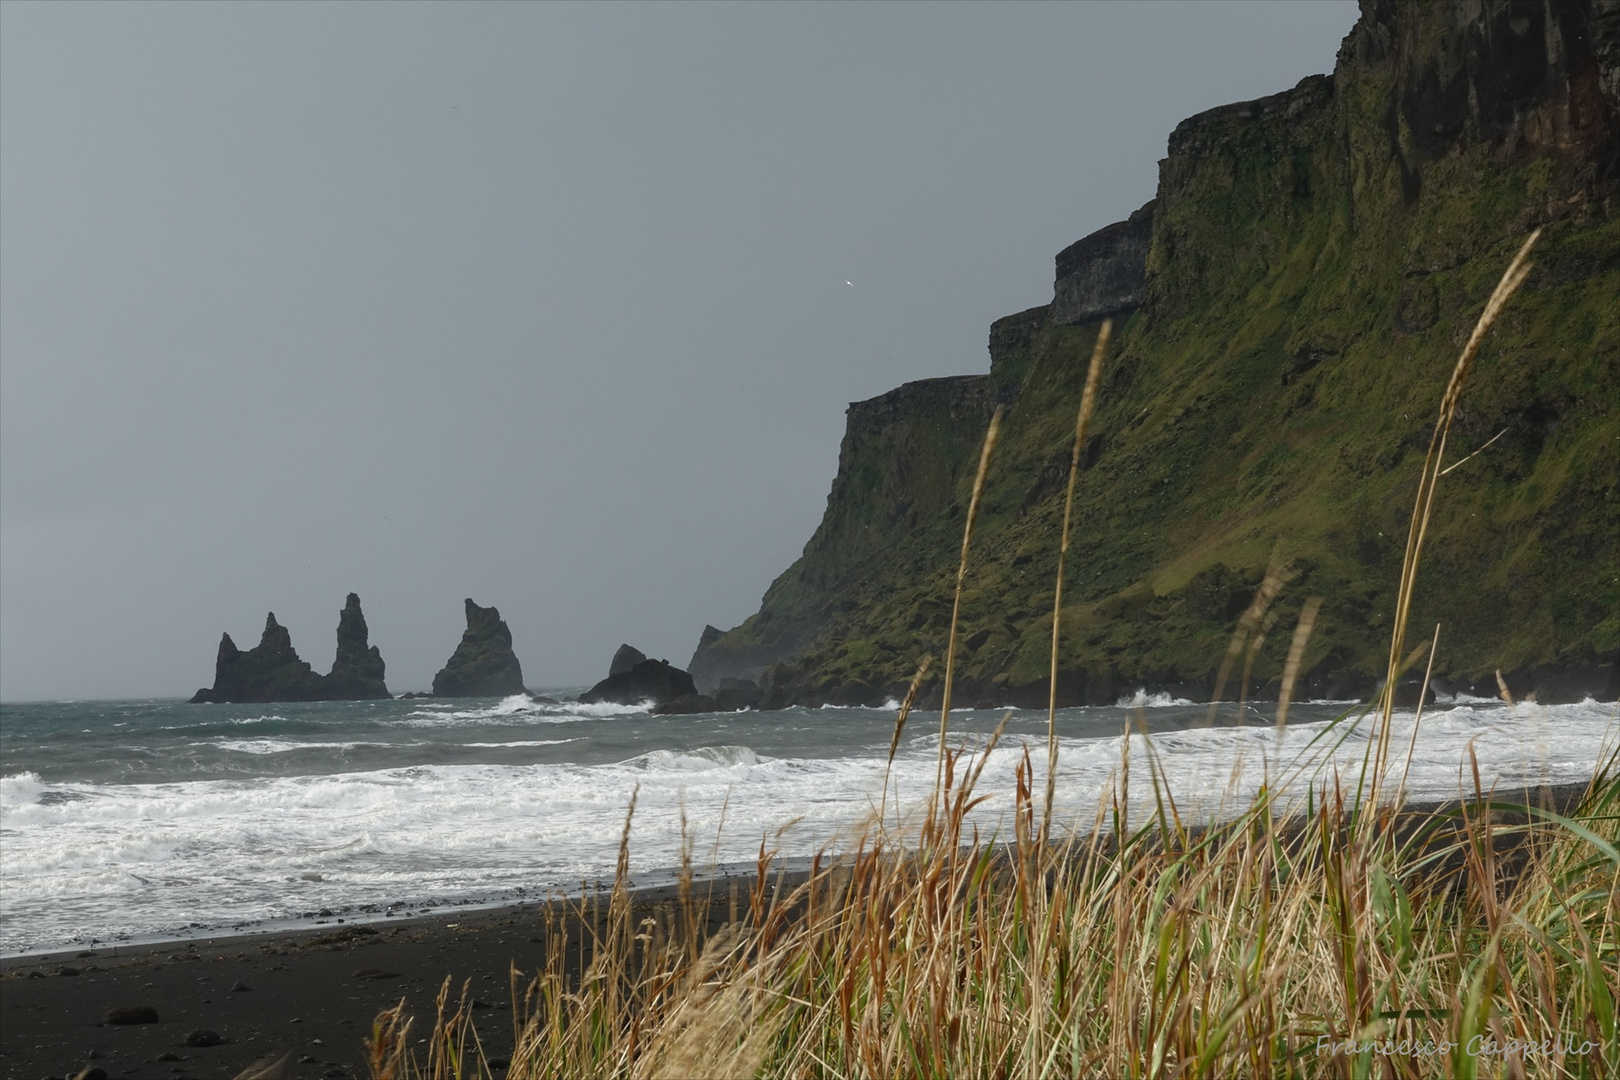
[361,233,1619,1078]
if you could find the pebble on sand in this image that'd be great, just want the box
[104,1005,159,1025]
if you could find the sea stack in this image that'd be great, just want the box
[431,599,527,697]
[580,647,700,708]
[322,593,392,700]
[188,613,328,704]
[188,594,392,703]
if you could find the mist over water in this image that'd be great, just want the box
[1,693,1613,955]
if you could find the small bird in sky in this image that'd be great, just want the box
[846,281,854,287]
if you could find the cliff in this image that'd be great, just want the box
[693,0,1620,707]
[431,599,527,697]
[188,593,390,704]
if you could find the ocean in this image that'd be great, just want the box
[1,692,1613,956]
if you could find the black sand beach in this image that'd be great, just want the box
[0,875,754,1080]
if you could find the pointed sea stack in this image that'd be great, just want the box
[188,613,328,704]
[431,599,526,697]
[609,644,647,677]
[323,593,391,700]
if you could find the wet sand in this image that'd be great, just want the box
[0,781,1596,1080]
[0,874,761,1080]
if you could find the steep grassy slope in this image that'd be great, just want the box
[693,0,1620,707]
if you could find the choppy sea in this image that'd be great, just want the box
[1,691,1613,956]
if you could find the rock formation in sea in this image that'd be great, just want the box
[188,593,390,703]
[431,599,527,698]
[691,0,1620,708]
[609,644,647,677]
[322,593,392,700]
[580,655,699,708]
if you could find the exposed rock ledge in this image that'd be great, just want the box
[1050,199,1154,325]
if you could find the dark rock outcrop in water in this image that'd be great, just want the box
[431,599,526,698]
[323,593,391,700]
[189,614,323,704]
[691,0,1620,708]
[712,677,763,711]
[580,658,697,707]
[189,595,392,704]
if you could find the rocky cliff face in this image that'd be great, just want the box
[431,599,526,698]
[1051,201,1154,326]
[692,0,1619,708]
[189,594,390,703]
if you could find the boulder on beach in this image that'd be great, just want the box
[431,599,527,697]
[105,1005,159,1025]
[580,658,697,707]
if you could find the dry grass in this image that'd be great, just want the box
[367,236,1619,1078]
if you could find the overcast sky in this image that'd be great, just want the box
[0,0,1358,701]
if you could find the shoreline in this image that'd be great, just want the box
[1,771,1596,962]
[0,780,1600,1080]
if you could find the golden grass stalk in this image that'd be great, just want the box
[1373,231,1539,798]
[879,654,931,826]
[1274,596,1320,732]
[1043,318,1111,845]
[934,404,1004,805]
[1205,556,1291,726]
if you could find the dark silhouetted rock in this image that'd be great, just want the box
[609,644,647,677]
[188,614,326,704]
[713,678,762,711]
[189,595,391,703]
[653,694,717,715]
[105,1005,159,1025]
[323,593,391,700]
[185,1030,223,1047]
[580,658,696,706]
[431,600,526,697]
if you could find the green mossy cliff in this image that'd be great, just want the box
[692,0,1620,708]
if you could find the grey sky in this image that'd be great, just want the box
[0,0,1358,701]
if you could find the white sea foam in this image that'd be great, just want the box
[0,771,48,808]
[1434,691,1505,705]
[462,739,577,748]
[213,739,374,755]
[396,697,651,727]
[1,698,1612,954]
[1116,689,1197,708]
